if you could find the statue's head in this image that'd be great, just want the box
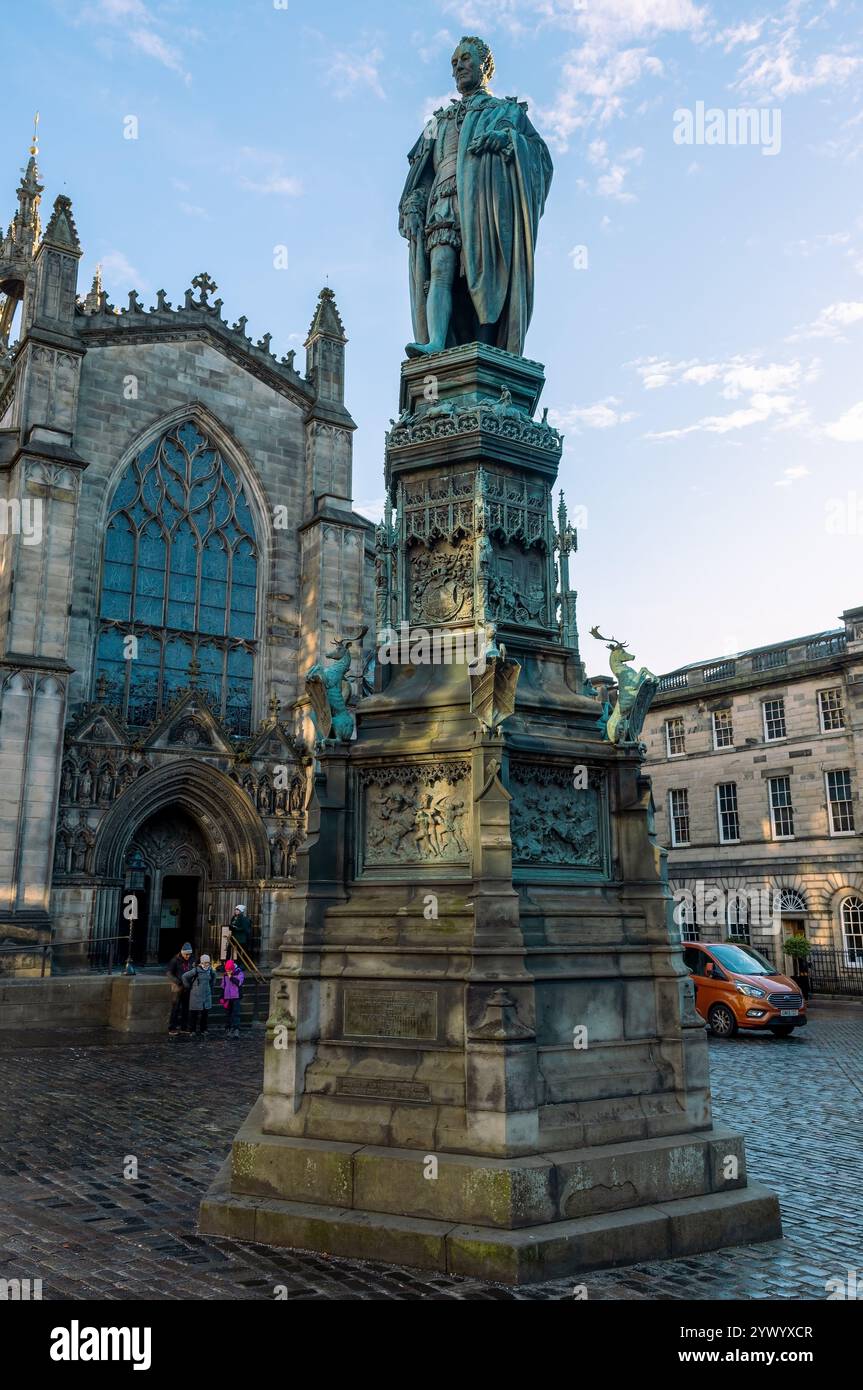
[452,35,494,95]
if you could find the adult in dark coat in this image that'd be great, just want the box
[229,905,252,960]
[167,942,194,1035]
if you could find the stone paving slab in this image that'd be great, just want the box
[0,1005,861,1300]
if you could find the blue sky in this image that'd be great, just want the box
[6,0,863,672]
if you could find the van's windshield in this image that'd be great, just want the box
[710,944,777,976]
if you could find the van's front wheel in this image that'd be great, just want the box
[708,1003,738,1038]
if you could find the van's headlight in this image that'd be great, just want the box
[736,982,767,998]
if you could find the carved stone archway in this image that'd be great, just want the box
[89,760,270,963]
[94,759,269,881]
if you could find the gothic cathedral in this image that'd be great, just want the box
[0,133,373,971]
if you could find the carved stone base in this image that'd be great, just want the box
[199,1101,781,1285]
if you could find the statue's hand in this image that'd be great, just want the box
[469,131,509,156]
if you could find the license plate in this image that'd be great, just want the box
[780,1010,798,1017]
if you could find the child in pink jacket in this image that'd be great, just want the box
[218,959,245,1038]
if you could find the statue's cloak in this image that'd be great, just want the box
[400,93,553,356]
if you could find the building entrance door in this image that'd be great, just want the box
[159,875,200,964]
[124,806,211,964]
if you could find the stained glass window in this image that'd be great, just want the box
[94,420,258,736]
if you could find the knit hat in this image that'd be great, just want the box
[225,960,235,973]
[181,942,193,953]
[200,953,211,964]
[235,904,246,912]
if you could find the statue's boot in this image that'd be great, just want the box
[405,340,446,359]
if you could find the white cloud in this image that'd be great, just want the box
[789,301,863,341]
[74,0,191,80]
[539,45,665,149]
[774,464,810,486]
[129,27,189,80]
[438,0,707,41]
[785,231,852,257]
[680,363,719,384]
[634,352,816,440]
[582,140,643,200]
[731,10,862,103]
[100,249,145,292]
[550,396,635,431]
[235,148,303,198]
[239,174,303,196]
[329,44,386,100]
[412,28,455,63]
[716,19,766,51]
[720,361,803,397]
[825,402,863,443]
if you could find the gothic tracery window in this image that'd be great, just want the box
[94,420,258,736]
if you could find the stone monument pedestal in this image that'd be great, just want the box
[201,1103,778,1283]
[200,345,781,1283]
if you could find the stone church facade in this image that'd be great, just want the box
[0,139,373,972]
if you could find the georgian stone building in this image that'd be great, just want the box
[0,137,373,971]
[642,606,863,971]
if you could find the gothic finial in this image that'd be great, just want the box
[30,111,39,158]
[268,692,281,720]
[190,271,218,307]
[43,195,82,253]
[187,656,201,689]
[306,285,346,344]
[82,264,102,314]
[95,671,110,702]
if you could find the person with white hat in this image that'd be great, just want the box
[229,903,252,960]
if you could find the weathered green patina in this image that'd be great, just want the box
[400,36,552,358]
[591,626,659,746]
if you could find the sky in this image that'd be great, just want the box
[4,0,863,673]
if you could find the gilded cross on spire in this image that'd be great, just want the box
[190,271,218,306]
[30,111,39,158]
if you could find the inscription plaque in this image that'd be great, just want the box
[343,987,438,1041]
[336,1077,430,1103]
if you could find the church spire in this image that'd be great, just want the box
[83,263,103,314]
[305,286,347,345]
[8,113,44,259]
[0,115,45,346]
[305,287,347,404]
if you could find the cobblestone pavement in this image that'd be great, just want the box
[1,1003,861,1301]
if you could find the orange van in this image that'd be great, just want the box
[682,940,808,1039]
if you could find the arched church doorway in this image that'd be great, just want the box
[90,758,272,968]
[123,807,210,964]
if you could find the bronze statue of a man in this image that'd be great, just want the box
[400,35,553,360]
